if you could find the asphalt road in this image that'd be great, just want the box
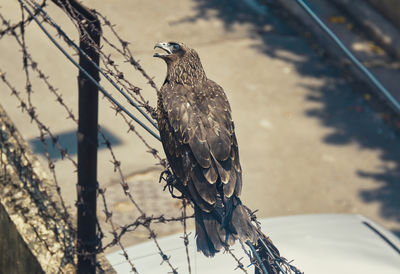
[0,0,399,252]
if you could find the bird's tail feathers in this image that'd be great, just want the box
[231,199,258,243]
[194,198,257,257]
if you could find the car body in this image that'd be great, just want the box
[106,214,400,273]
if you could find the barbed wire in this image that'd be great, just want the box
[1,28,173,274]
[0,0,304,273]
[18,2,195,272]
[0,2,187,272]
[0,11,162,274]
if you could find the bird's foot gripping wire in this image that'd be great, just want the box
[159,169,185,199]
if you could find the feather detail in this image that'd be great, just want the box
[223,168,236,198]
[202,160,218,184]
[191,166,217,204]
[187,179,214,212]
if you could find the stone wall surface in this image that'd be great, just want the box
[0,202,44,274]
[0,104,115,273]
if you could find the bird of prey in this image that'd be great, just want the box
[154,41,257,257]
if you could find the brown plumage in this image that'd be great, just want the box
[154,41,257,257]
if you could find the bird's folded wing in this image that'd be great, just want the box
[161,80,243,207]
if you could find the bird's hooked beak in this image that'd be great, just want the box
[153,42,172,58]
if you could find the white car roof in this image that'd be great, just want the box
[107,214,400,273]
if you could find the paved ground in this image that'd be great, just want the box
[0,0,399,254]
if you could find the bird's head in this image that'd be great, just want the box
[153,41,187,63]
[153,41,206,85]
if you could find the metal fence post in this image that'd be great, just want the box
[76,11,101,274]
[51,1,102,273]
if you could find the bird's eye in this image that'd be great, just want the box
[172,44,180,51]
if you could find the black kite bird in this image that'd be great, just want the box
[154,41,257,257]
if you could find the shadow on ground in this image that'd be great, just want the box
[186,0,400,229]
[29,126,122,159]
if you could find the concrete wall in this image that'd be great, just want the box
[0,105,115,274]
[0,104,75,273]
[368,0,400,30]
[0,202,44,274]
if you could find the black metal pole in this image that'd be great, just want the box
[77,24,100,274]
[50,0,102,272]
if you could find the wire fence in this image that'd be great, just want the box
[0,0,303,273]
